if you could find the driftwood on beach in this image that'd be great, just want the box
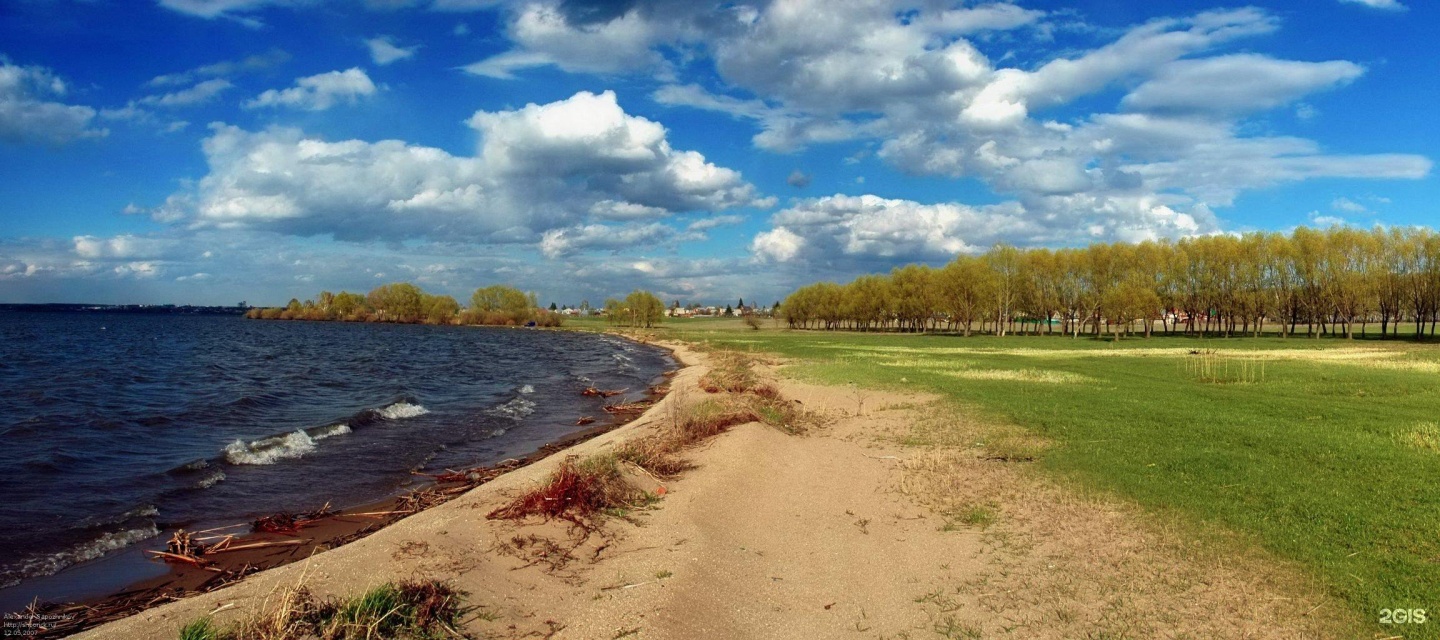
[602,401,653,415]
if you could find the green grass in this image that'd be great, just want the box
[177,580,471,640]
[941,504,998,531]
[178,618,222,640]
[641,325,1440,638]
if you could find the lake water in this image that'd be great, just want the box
[0,312,672,611]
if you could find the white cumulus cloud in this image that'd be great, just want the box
[246,68,378,111]
[752,192,1216,265]
[0,59,105,145]
[154,91,760,251]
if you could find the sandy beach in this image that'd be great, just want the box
[71,339,1344,639]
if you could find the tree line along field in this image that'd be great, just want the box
[653,324,1440,638]
[243,283,667,328]
[781,226,1440,341]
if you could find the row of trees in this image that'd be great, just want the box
[781,226,1440,339]
[244,283,562,327]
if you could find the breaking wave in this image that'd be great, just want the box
[485,396,535,421]
[0,525,160,589]
[377,401,429,420]
[223,424,351,466]
[519,384,534,394]
[196,470,226,489]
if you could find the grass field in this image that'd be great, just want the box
[607,317,1440,638]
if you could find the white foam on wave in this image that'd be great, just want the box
[224,430,316,465]
[519,384,535,394]
[1,525,161,588]
[312,423,353,439]
[223,423,352,466]
[378,401,430,420]
[196,471,226,489]
[123,505,159,519]
[485,396,535,421]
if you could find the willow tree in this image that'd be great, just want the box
[845,274,892,331]
[421,294,460,325]
[987,244,1022,336]
[938,256,992,336]
[890,264,937,332]
[471,285,535,324]
[368,283,423,322]
[624,290,666,328]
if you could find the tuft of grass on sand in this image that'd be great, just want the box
[488,455,646,523]
[178,618,221,640]
[699,349,763,394]
[177,580,471,640]
[940,504,997,531]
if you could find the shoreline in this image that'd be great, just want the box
[12,333,681,639]
[40,333,1342,640]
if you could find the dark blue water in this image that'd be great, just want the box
[0,312,672,610]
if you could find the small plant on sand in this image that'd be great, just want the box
[933,616,982,639]
[941,504,997,531]
[615,398,757,479]
[488,455,646,525]
[699,351,761,393]
[618,383,808,480]
[178,618,221,640]
[177,580,471,640]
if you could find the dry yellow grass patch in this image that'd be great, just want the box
[826,343,1440,374]
[1398,422,1440,452]
[941,368,1096,384]
[829,344,1402,360]
[874,358,974,370]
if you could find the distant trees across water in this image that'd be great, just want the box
[782,226,1440,340]
[244,283,563,327]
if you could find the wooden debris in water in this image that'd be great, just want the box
[252,502,336,535]
[582,387,628,398]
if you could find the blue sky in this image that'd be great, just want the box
[0,0,1433,306]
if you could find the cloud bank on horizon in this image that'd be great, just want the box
[0,0,1433,306]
